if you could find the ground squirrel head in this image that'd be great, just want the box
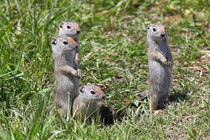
[147,23,167,41]
[51,36,78,54]
[59,21,80,37]
[78,83,105,102]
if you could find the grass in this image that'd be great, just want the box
[0,0,209,139]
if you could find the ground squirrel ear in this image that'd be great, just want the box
[79,86,84,93]
[86,83,92,86]
[59,22,64,28]
[147,25,150,30]
[51,37,57,45]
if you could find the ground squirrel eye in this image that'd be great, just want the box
[67,26,71,29]
[90,90,95,95]
[63,41,68,45]
[153,28,156,32]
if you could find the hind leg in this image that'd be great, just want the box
[158,92,169,109]
[164,93,169,104]
[57,107,65,117]
[150,94,159,112]
[136,91,148,100]
[54,97,72,118]
[149,84,160,113]
[151,95,161,114]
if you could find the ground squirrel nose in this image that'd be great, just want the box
[161,34,165,38]
[76,31,80,34]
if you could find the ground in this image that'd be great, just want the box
[0,0,209,139]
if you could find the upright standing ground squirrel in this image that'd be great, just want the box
[72,83,106,121]
[147,23,173,112]
[51,36,80,117]
[59,21,81,76]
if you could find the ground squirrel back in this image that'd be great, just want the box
[147,23,173,112]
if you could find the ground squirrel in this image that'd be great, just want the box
[51,36,80,117]
[72,83,106,121]
[59,21,81,73]
[147,23,173,112]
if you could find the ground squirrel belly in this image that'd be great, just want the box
[51,36,80,117]
[147,23,173,111]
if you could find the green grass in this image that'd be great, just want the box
[0,0,209,139]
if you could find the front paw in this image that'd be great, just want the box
[161,58,168,65]
[71,70,78,77]
[77,69,82,78]
[166,57,172,65]
[166,60,172,65]
[162,58,171,66]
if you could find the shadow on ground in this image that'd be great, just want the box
[100,89,190,125]
[168,89,189,103]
